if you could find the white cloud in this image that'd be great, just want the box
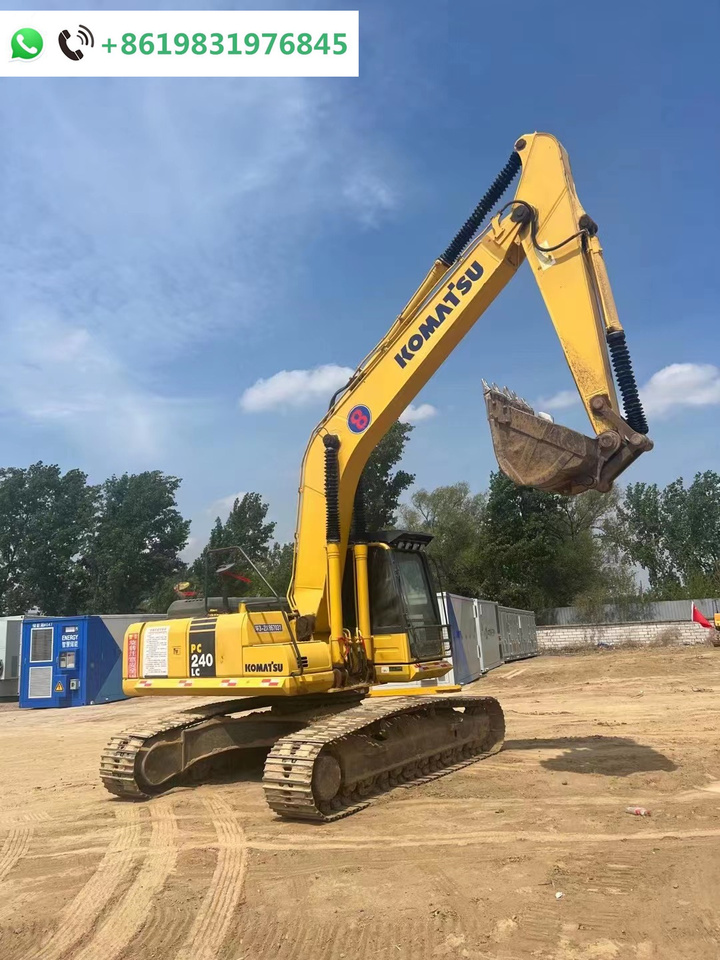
[0,81,404,363]
[640,363,720,418]
[180,536,200,563]
[535,363,720,422]
[536,389,579,411]
[239,364,354,413]
[0,78,405,478]
[401,402,438,423]
[208,491,247,514]
[0,307,189,464]
[342,171,396,228]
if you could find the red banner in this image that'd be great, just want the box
[127,633,139,677]
[692,606,713,629]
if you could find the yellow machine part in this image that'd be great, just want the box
[369,685,461,697]
[122,615,451,697]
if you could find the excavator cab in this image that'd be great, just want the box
[343,531,447,673]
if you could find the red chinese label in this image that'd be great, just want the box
[127,633,139,679]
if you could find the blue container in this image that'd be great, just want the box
[20,615,150,709]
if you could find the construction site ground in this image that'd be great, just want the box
[1,644,719,960]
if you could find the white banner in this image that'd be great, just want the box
[0,10,358,77]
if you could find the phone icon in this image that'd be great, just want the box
[18,35,38,55]
[10,27,44,61]
[58,26,94,61]
[59,29,82,61]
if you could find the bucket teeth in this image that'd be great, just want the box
[482,380,535,415]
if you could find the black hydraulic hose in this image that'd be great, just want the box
[607,331,649,435]
[439,151,522,266]
[323,434,341,543]
[328,377,352,411]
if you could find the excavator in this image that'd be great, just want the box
[101,132,652,821]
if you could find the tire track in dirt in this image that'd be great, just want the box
[173,795,248,960]
[73,799,179,960]
[236,913,276,960]
[0,810,51,826]
[0,824,33,882]
[34,805,143,960]
[251,825,720,853]
[520,852,646,954]
[273,921,317,960]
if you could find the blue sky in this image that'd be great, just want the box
[1,0,718,558]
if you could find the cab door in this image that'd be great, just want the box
[23,622,58,707]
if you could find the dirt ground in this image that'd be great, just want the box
[1,646,719,960]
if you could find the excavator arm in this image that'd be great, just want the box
[289,132,652,637]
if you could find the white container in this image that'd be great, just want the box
[0,617,23,699]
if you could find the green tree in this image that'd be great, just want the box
[142,573,190,615]
[614,471,720,597]
[360,421,415,531]
[398,473,636,613]
[84,471,189,613]
[398,482,486,595]
[552,487,638,618]
[260,542,295,597]
[477,472,568,609]
[477,473,631,611]
[191,492,276,597]
[0,462,96,615]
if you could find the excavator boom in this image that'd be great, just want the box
[290,132,652,632]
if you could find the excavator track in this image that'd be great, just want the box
[100,697,279,799]
[100,693,504,821]
[264,694,504,822]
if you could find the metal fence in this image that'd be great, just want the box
[538,598,720,626]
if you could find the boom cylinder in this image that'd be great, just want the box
[353,543,371,646]
[351,477,372,648]
[323,435,345,664]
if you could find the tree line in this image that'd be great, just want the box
[1,423,718,618]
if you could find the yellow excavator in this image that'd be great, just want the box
[101,132,652,820]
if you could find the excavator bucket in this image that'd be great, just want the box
[483,383,619,496]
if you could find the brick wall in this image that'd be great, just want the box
[537,619,712,652]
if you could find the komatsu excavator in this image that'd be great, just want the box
[101,132,652,821]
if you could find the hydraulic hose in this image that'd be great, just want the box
[323,434,341,543]
[439,151,521,266]
[607,330,649,435]
[323,434,344,650]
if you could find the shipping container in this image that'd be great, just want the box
[19,615,161,709]
[0,617,23,699]
[497,606,538,661]
[436,594,504,684]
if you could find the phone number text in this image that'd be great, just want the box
[103,32,348,56]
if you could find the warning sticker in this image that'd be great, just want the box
[55,681,64,693]
[127,633,139,679]
[142,625,170,678]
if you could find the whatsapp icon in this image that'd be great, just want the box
[11,27,44,61]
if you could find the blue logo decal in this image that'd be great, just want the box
[348,404,371,433]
